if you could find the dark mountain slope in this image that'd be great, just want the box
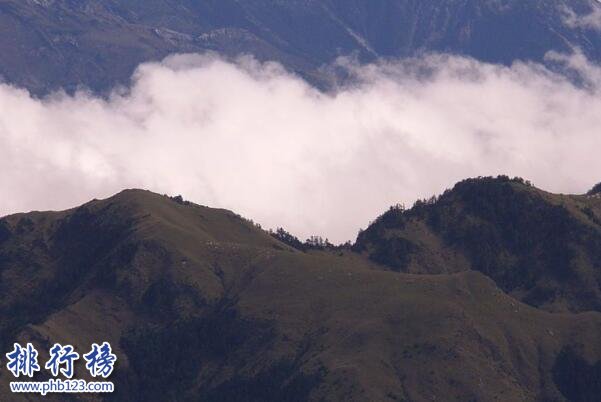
[1,0,601,94]
[355,176,601,313]
[1,189,601,401]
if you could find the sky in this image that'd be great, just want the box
[1,51,601,242]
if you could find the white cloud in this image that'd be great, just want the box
[1,53,601,242]
[562,3,601,31]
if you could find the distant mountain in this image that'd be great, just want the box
[1,0,601,93]
[355,176,601,313]
[1,188,601,401]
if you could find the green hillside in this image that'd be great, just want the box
[0,188,600,401]
[355,176,601,313]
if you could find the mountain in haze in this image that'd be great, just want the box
[1,0,601,94]
[1,185,601,401]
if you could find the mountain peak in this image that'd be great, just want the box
[355,176,601,313]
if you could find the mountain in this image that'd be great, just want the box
[354,176,601,314]
[1,188,601,401]
[1,0,601,94]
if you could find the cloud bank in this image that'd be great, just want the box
[1,53,601,242]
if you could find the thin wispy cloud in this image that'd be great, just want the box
[1,52,601,242]
[562,2,601,31]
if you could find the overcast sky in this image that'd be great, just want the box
[1,51,601,242]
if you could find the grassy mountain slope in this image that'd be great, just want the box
[1,189,601,401]
[355,176,601,314]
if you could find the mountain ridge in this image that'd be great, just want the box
[355,176,601,314]
[1,183,601,400]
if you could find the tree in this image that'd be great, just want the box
[587,182,601,196]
